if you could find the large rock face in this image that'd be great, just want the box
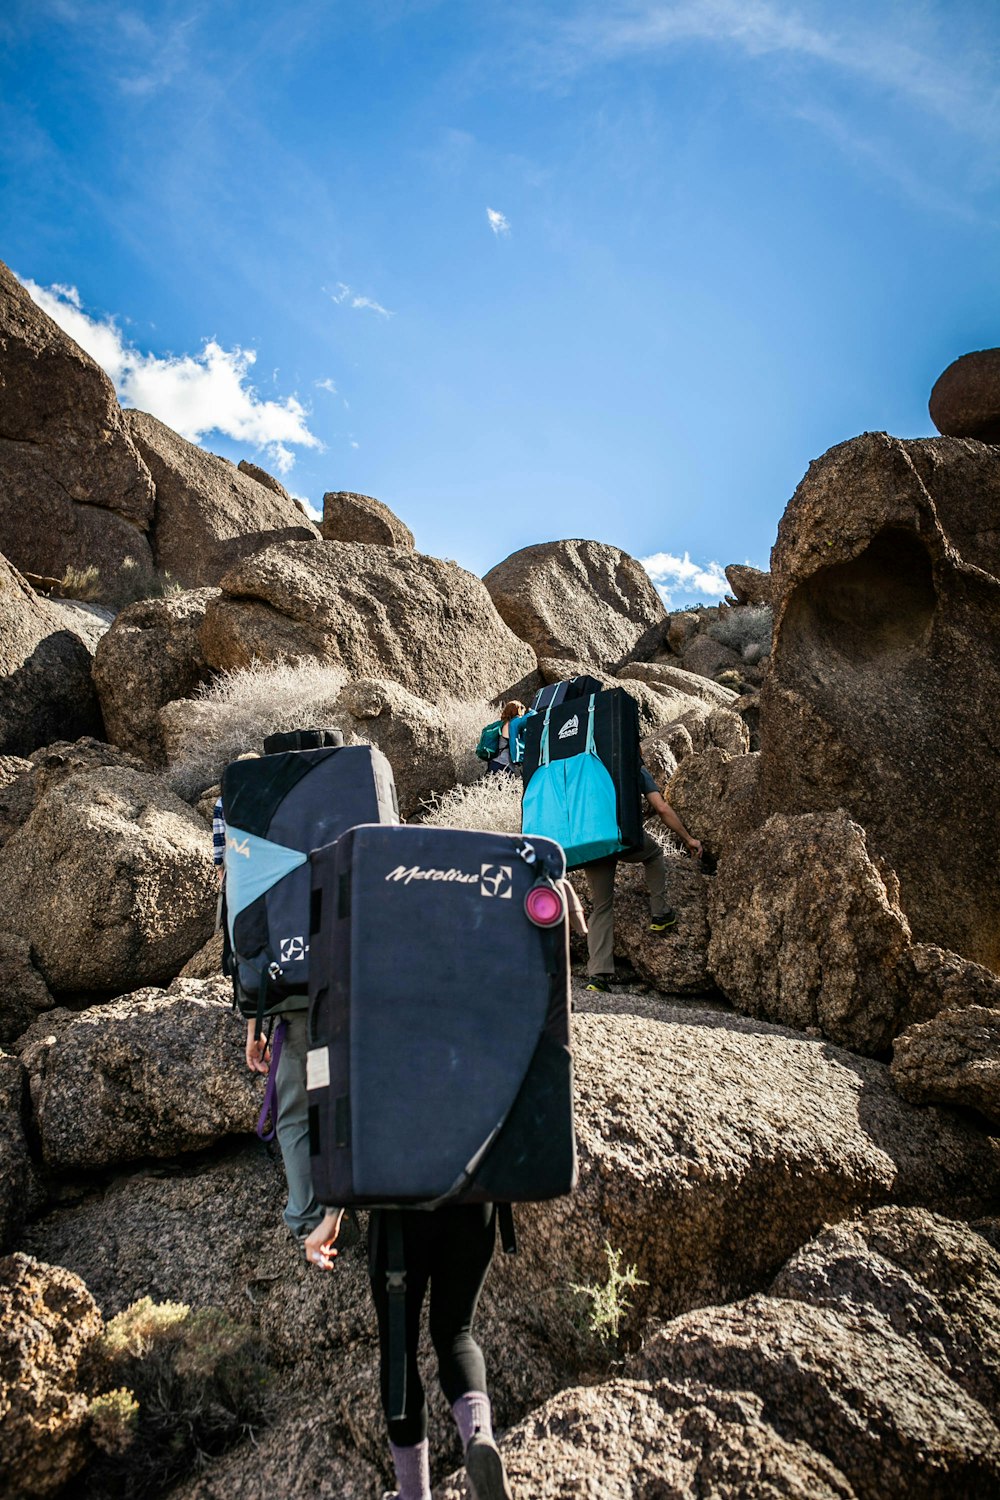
[0,1254,103,1499]
[20,998,999,1496]
[709,809,913,1053]
[437,1206,1000,1500]
[0,552,103,757]
[538,995,999,1333]
[92,588,218,763]
[483,540,666,670]
[770,1206,1000,1416]
[0,767,216,995]
[18,978,256,1170]
[758,432,1000,971]
[125,410,319,587]
[201,540,538,705]
[0,260,156,595]
[929,348,1000,441]
[321,490,414,549]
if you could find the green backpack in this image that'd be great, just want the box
[475,719,503,761]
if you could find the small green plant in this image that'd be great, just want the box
[569,1241,647,1345]
[87,1388,140,1456]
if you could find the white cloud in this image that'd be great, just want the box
[329,281,393,318]
[315,377,338,394]
[487,207,511,236]
[20,277,323,471]
[640,550,729,608]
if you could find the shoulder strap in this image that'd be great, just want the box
[384,1210,409,1421]
[538,705,553,768]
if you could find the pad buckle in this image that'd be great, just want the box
[386,1270,406,1294]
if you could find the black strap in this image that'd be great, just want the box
[497,1203,517,1255]
[385,1211,408,1422]
[254,964,269,1043]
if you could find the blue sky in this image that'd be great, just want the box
[2,1,998,606]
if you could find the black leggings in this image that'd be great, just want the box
[368,1203,497,1446]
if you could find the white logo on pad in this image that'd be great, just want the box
[227,834,250,859]
[557,714,580,740]
[480,865,512,898]
[385,864,479,886]
[280,935,308,962]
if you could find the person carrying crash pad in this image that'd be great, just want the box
[476,700,526,776]
[583,765,702,992]
[216,743,359,1252]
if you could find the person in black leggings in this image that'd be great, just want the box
[305,1203,513,1500]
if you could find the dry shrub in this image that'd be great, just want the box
[82,1297,272,1498]
[57,557,182,608]
[708,603,773,660]
[166,658,354,798]
[439,696,496,785]
[419,770,523,834]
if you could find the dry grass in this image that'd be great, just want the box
[708,604,773,661]
[439,696,496,785]
[58,557,183,608]
[419,769,523,834]
[166,658,354,798]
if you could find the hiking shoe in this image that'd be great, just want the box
[584,976,612,993]
[466,1434,513,1500]
[649,910,677,932]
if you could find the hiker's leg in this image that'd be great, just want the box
[427,1203,496,1407]
[620,832,668,921]
[583,857,617,976]
[274,1012,321,1236]
[368,1209,433,1448]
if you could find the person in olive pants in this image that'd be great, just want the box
[583,766,702,991]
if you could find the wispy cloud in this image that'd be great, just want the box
[21,277,322,473]
[550,2,1000,145]
[315,376,338,394]
[329,281,393,317]
[641,549,729,607]
[487,206,511,236]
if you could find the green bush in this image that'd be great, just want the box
[569,1242,648,1347]
[82,1298,273,1498]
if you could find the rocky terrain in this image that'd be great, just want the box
[1,259,999,1499]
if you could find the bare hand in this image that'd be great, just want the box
[686,838,703,860]
[245,1021,271,1074]
[304,1210,344,1271]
